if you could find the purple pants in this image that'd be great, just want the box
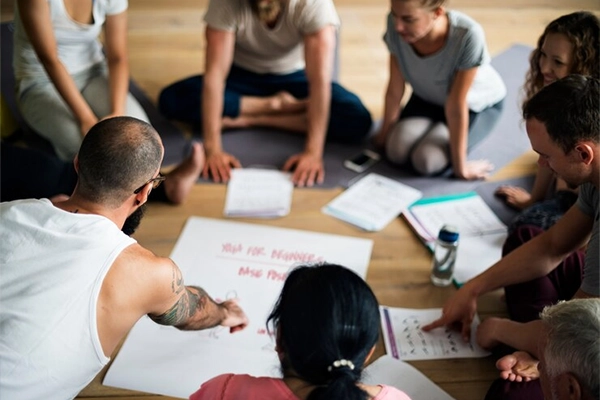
[485,379,543,400]
[485,225,584,400]
[503,224,585,323]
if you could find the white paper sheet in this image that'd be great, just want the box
[104,217,373,398]
[322,173,422,231]
[408,192,506,241]
[224,168,293,218]
[453,231,508,285]
[363,355,455,400]
[380,307,490,361]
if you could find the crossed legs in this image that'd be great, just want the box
[221,91,308,132]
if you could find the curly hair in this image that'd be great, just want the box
[523,11,599,102]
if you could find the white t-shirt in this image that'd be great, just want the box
[0,199,136,400]
[204,0,340,74]
[13,0,128,83]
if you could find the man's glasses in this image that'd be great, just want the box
[133,173,166,194]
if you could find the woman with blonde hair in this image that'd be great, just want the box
[373,0,506,180]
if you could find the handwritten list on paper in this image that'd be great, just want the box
[380,307,490,361]
[104,217,373,398]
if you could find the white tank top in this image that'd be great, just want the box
[0,198,136,400]
[13,0,128,83]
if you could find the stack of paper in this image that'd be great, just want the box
[322,173,422,231]
[403,192,508,285]
[223,168,293,218]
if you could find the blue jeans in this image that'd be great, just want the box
[158,64,372,144]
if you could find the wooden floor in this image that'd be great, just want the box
[1,0,599,399]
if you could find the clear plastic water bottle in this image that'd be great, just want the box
[430,224,459,287]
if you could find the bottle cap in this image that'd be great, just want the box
[438,224,459,243]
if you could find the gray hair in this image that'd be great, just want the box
[541,298,600,398]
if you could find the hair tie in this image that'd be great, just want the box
[327,359,355,372]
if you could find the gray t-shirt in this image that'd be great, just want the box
[577,183,599,296]
[383,10,506,112]
[204,0,340,75]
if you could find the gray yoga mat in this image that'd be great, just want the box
[195,44,534,195]
[475,175,536,227]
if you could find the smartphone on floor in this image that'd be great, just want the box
[343,149,381,173]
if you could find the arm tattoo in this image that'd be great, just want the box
[170,263,184,295]
[149,285,222,330]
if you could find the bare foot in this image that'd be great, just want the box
[269,91,306,113]
[163,142,204,204]
[496,351,540,382]
[222,116,251,129]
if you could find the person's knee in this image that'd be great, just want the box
[327,89,372,143]
[125,96,150,124]
[54,137,81,162]
[158,85,178,118]
[327,108,372,143]
[411,144,448,175]
[158,76,203,123]
[385,123,410,164]
[385,118,433,165]
[502,224,544,256]
[347,105,373,141]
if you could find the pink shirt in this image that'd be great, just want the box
[189,374,412,400]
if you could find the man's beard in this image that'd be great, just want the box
[122,204,147,236]
[256,0,281,23]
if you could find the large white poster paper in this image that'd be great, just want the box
[104,217,373,398]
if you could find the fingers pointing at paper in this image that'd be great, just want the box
[422,286,478,343]
[219,299,249,333]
